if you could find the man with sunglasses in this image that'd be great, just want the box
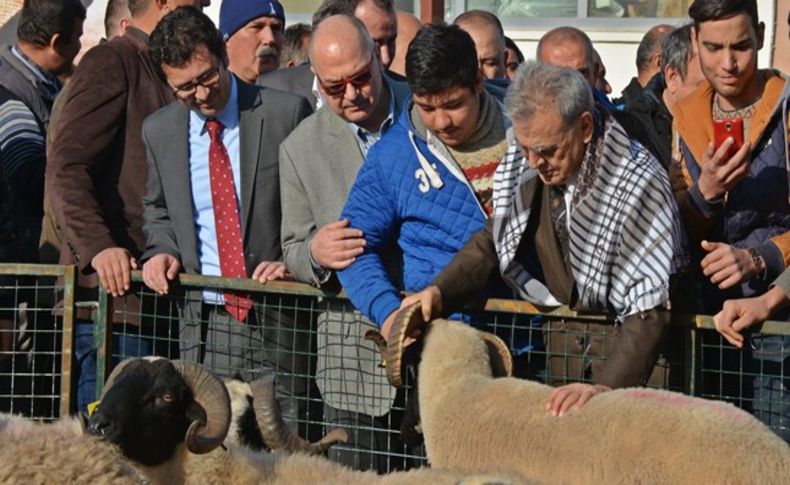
[140,7,311,412]
[278,14,410,470]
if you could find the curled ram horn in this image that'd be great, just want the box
[364,330,388,368]
[250,375,348,454]
[478,332,513,378]
[171,360,232,455]
[385,303,429,388]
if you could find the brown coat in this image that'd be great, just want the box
[47,28,174,320]
[433,177,669,389]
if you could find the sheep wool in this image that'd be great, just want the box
[0,415,146,484]
[417,319,790,485]
[180,444,531,485]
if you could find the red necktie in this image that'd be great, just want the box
[206,119,252,322]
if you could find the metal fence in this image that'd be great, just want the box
[0,264,787,469]
[91,271,789,470]
[0,264,74,419]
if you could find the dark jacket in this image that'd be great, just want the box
[257,63,315,109]
[614,76,643,108]
[47,28,174,318]
[673,71,790,307]
[0,45,58,263]
[0,44,61,130]
[627,73,672,169]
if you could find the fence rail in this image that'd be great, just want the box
[0,264,787,470]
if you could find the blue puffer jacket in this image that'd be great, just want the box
[338,98,505,326]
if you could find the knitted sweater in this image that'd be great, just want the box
[446,91,508,215]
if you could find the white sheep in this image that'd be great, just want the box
[386,305,790,484]
[0,414,146,484]
[0,422,526,485]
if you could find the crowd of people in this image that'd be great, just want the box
[0,0,787,464]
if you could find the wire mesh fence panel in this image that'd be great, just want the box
[692,317,790,443]
[464,305,690,393]
[0,264,74,420]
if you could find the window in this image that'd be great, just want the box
[448,0,693,19]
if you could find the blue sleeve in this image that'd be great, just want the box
[337,150,402,326]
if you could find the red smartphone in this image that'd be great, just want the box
[713,117,744,161]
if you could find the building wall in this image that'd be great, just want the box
[0,0,782,92]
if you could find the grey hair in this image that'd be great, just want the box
[309,14,374,65]
[280,23,311,68]
[505,61,593,127]
[660,24,694,80]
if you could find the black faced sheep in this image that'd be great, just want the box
[0,358,530,484]
[384,304,790,484]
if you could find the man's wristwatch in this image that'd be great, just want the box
[747,248,766,280]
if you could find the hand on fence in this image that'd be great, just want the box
[713,286,787,348]
[400,285,442,322]
[697,140,751,201]
[91,247,138,297]
[252,261,291,284]
[700,241,757,289]
[142,253,181,295]
[310,219,366,270]
[546,383,610,417]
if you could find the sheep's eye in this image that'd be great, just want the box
[155,393,174,407]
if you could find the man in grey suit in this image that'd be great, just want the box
[279,15,410,471]
[140,8,312,416]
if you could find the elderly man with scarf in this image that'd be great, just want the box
[405,61,687,416]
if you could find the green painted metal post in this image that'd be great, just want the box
[59,265,76,417]
[94,287,113,398]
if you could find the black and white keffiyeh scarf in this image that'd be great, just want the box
[492,112,687,319]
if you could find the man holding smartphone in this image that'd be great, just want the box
[672,0,790,441]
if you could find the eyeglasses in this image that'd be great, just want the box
[317,57,375,97]
[172,65,221,99]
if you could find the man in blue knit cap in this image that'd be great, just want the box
[220,0,285,82]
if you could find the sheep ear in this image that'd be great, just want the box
[479,332,513,378]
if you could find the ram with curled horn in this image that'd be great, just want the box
[89,358,232,463]
[380,304,790,484]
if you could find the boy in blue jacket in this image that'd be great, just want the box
[338,24,510,340]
